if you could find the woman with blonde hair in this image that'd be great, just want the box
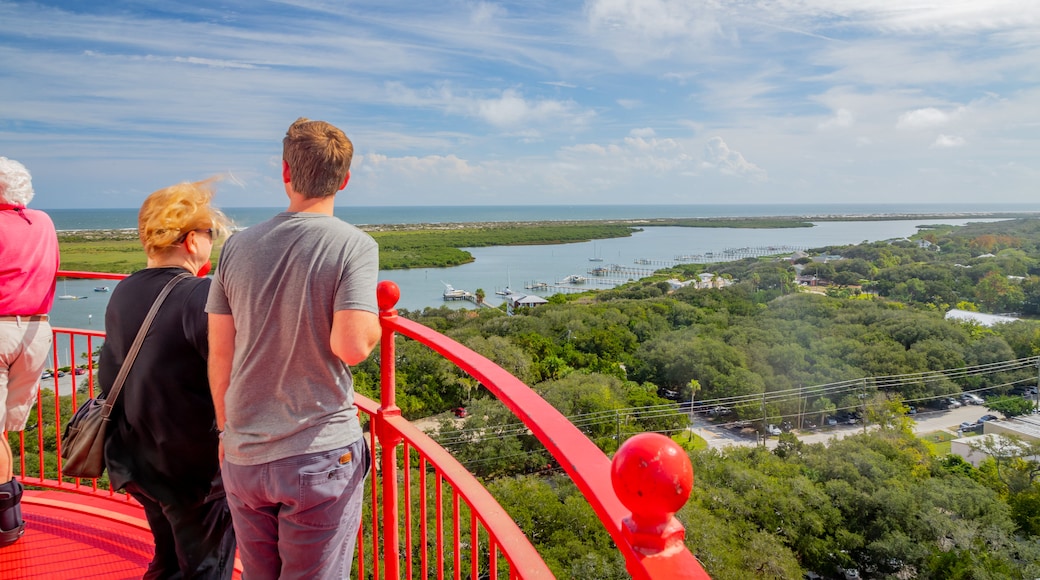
[99,179,236,578]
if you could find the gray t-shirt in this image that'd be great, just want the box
[206,211,378,465]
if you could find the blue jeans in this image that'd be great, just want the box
[222,438,370,580]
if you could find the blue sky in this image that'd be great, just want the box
[2,1,1038,209]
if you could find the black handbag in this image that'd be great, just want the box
[60,273,191,479]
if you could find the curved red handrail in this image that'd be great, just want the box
[31,271,709,579]
[376,280,709,579]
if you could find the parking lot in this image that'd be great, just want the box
[690,401,1022,450]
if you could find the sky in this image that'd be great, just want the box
[2,0,1039,209]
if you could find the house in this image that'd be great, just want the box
[694,273,731,289]
[951,416,1040,467]
[665,278,693,291]
[944,309,1019,326]
[509,294,548,309]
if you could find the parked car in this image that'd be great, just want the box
[824,416,838,426]
[74,367,87,375]
[944,398,962,409]
[40,371,53,380]
[960,421,982,433]
[709,405,732,417]
[452,406,468,418]
[765,423,782,436]
[960,393,984,405]
[835,412,859,425]
[978,414,999,422]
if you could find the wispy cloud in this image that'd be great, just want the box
[0,0,1036,207]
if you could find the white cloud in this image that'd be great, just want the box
[361,153,477,177]
[702,137,766,180]
[897,108,952,130]
[932,134,967,148]
[585,0,722,62]
[629,127,656,138]
[819,108,855,130]
[475,89,573,127]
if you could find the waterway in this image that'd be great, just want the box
[50,217,999,335]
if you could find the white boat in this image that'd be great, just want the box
[94,286,110,293]
[562,274,587,284]
[589,243,604,262]
[442,282,468,300]
[58,280,82,300]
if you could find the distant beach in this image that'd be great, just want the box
[41,203,1040,232]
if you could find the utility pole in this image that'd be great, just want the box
[861,378,868,435]
[1035,358,1040,412]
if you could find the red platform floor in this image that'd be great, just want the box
[0,489,242,579]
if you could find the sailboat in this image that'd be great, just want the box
[56,280,79,301]
[496,268,514,296]
[588,243,604,262]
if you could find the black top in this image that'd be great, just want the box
[99,267,220,506]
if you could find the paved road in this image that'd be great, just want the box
[38,371,97,397]
[690,403,1006,450]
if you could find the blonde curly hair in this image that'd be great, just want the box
[138,178,231,256]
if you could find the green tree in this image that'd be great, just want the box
[985,395,1036,418]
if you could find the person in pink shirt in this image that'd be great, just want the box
[0,157,59,547]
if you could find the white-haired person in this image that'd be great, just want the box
[0,157,59,547]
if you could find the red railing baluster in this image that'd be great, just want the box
[404,443,414,580]
[436,473,444,580]
[470,511,478,580]
[12,272,708,580]
[420,456,429,580]
[452,489,461,580]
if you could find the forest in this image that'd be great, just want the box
[349,218,1040,579]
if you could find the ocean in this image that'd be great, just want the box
[41,203,1040,231]
[45,204,1032,333]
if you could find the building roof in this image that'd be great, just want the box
[511,294,548,306]
[944,309,1019,326]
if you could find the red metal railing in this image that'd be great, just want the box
[11,272,709,579]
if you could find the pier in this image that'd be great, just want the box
[588,264,654,278]
[673,245,805,263]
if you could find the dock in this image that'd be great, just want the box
[673,245,805,263]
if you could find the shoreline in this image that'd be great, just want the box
[56,211,1040,237]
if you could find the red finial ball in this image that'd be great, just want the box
[611,433,693,522]
[377,280,401,311]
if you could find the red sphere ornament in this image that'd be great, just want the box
[611,433,693,555]
[612,433,693,520]
[377,280,401,311]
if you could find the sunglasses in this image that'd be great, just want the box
[176,228,214,244]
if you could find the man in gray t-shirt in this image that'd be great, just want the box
[206,117,381,580]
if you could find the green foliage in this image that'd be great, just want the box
[10,390,113,488]
[487,475,627,579]
[985,395,1037,418]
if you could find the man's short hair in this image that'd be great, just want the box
[0,157,35,206]
[282,118,353,199]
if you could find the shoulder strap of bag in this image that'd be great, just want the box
[100,272,193,419]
